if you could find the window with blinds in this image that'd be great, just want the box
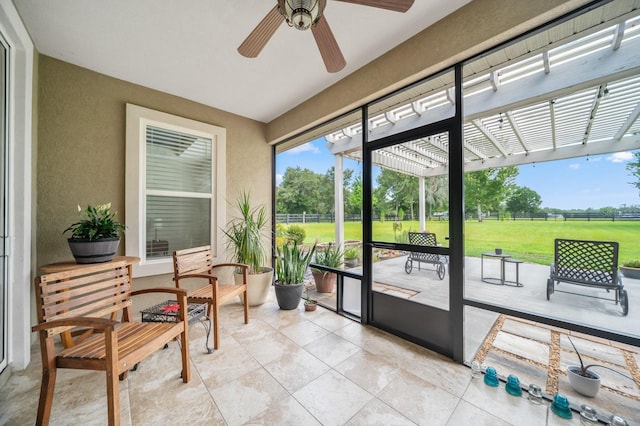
[126,104,226,277]
[145,126,212,258]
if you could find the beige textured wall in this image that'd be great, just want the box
[266,0,592,143]
[36,56,271,278]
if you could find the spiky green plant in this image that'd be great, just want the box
[222,191,268,274]
[312,243,343,269]
[63,203,126,240]
[275,241,316,285]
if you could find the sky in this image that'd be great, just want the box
[276,139,639,210]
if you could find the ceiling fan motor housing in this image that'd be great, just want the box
[279,0,323,30]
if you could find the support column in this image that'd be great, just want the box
[419,176,425,232]
[334,154,344,248]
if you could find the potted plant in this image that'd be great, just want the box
[620,260,640,279]
[223,191,273,306]
[303,288,318,311]
[274,241,316,310]
[311,243,343,293]
[566,336,632,397]
[63,203,126,264]
[344,245,360,268]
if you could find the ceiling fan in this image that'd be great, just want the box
[238,0,415,73]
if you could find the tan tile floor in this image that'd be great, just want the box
[1,290,638,425]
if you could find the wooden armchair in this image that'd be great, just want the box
[32,260,190,426]
[172,245,249,350]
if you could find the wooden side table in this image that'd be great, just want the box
[39,256,140,348]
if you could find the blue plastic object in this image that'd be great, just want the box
[550,393,573,419]
[483,366,499,387]
[505,374,522,396]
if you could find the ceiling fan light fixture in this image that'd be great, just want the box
[280,0,321,31]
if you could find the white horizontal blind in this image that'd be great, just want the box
[145,125,212,259]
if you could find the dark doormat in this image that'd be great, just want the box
[474,315,640,423]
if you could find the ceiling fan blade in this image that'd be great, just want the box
[312,16,346,73]
[333,0,414,13]
[238,6,285,58]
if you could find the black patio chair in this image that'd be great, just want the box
[404,232,446,280]
[547,238,628,315]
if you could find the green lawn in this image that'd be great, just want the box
[291,220,640,265]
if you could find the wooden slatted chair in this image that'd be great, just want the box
[172,245,249,350]
[32,260,190,426]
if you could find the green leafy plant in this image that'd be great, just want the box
[622,260,640,268]
[313,243,343,269]
[63,203,125,240]
[275,241,316,285]
[344,245,360,259]
[222,191,268,274]
[304,287,317,304]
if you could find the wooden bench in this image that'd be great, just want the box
[32,260,191,426]
[546,238,628,315]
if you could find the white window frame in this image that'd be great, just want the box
[0,0,33,372]
[125,103,226,277]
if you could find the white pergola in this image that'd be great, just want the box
[318,6,640,247]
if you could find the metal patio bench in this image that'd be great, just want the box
[546,238,628,315]
[404,232,446,280]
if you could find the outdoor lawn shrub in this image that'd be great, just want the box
[286,224,306,245]
[276,223,288,237]
[623,260,640,268]
[275,236,287,249]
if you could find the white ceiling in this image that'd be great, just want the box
[13,0,472,123]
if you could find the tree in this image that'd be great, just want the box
[347,173,363,215]
[626,151,640,198]
[425,175,449,218]
[375,169,418,220]
[276,166,355,215]
[506,186,542,214]
[276,167,321,214]
[464,167,518,221]
[318,167,355,215]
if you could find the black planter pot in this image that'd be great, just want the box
[274,282,303,310]
[67,237,120,264]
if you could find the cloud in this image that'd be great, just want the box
[275,174,283,185]
[286,142,320,155]
[569,163,580,170]
[607,152,634,163]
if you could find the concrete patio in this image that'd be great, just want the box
[321,254,640,341]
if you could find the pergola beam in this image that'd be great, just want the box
[472,119,509,157]
[613,101,640,141]
[549,100,557,150]
[464,41,640,121]
[583,84,607,144]
[505,111,530,154]
[328,40,639,157]
[419,135,639,177]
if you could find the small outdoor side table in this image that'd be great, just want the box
[141,300,213,354]
[481,252,511,286]
[481,252,523,287]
